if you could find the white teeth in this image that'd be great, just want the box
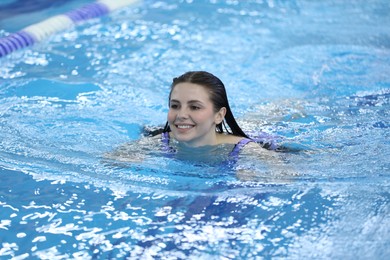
[177,125,193,129]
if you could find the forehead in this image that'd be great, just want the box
[170,82,211,101]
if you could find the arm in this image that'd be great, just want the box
[103,135,161,163]
[235,142,299,182]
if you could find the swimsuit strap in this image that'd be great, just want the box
[161,131,170,150]
[229,138,253,157]
[161,132,176,153]
[161,131,170,145]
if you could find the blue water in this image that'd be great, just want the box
[1,0,390,258]
[0,0,93,31]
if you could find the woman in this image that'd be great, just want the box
[106,71,294,180]
[159,70,257,157]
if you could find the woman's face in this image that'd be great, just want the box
[167,82,225,147]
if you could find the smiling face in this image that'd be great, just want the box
[167,82,226,147]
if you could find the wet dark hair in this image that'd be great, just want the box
[162,71,249,138]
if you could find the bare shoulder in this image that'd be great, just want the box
[103,135,160,163]
[150,133,163,141]
[217,134,245,144]
[243,141,262,149]
[241,141,272,154]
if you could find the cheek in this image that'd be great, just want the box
[167,110,175,122]
[193,110,214,123]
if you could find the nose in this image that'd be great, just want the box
[176,107,189,119]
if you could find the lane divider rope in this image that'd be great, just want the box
[0,0,140,58]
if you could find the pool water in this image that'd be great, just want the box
[1,0,390,258]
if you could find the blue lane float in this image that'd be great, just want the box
[0,0,140,58]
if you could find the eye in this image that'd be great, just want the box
[190,105,201,110]
[170,104,179,109]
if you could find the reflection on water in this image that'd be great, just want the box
[1,167,389,258]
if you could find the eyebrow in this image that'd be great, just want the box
[170,99,204,104]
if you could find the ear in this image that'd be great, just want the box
[214,107,226,124]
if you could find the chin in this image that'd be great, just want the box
[173,133,192,142]
[171,132,196,145]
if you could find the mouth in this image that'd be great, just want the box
[175,124,195,130]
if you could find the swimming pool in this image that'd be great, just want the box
[1,0,390,258]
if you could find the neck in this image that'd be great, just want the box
[174,132,220,148]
